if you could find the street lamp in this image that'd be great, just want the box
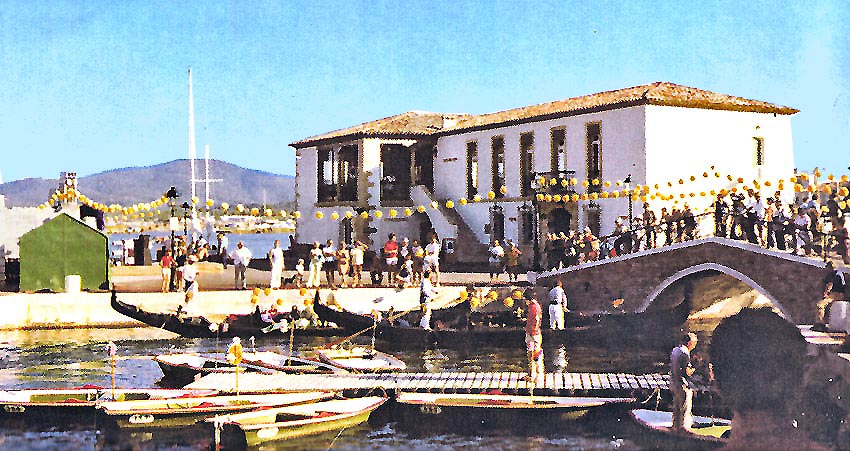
[181,201,191,248]
[166,186,179,291]
[624,174,633,227]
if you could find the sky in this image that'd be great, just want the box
[1,0,848,184]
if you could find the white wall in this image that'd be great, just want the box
[645,105,796,212]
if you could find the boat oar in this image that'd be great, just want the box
[106,341,117,400]
[322,303,422,349]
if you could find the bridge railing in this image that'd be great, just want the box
[543,209,845,271]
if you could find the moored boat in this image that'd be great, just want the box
[396,392,634,433]
[97,391,333,429]
[629,408,730,449]
[110,290,341,339]
[0,387,217,423]
[206,396,388,448]
[314,346,407,373]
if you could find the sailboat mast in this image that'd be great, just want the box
[204,144,211,224]
[188,69,197,208]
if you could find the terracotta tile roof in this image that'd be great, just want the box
[291,82,797,147]
[290,111,469,148]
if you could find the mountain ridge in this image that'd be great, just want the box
[0,159,295,208]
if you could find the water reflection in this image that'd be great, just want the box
[0,327,675,450]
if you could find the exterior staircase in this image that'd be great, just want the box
[411,185,489,266]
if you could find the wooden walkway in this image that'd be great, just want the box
[186,371,671,396]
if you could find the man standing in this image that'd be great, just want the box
[268,239,284,289]
[218,232,229,268]
[383,234,399,286]
[180,255,199,311]
[548,279,568,330]
[524,290,544,384]
[322,240,337,288]
[419,270,439,330]
[424,236,441,285]
[670,332,698,433]
[231,241,252,290]
[350,241,365,287]
[488,240,505,283]
[159,249,174,293]
[713,194,728,238]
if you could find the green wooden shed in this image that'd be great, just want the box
[19,213,109,292]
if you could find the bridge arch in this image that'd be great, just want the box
[639,262,791,319]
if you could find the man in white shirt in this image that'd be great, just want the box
[547,279,569,330]
[488,240,505,283]
[218,232,229,268]
[350,241,365,287]
[424,236,441,285]
[268,239,284,289]
[179,255,199,312]
[231,241,252,290]
[419,270,439,330]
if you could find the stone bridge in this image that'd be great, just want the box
[536,237,835,324]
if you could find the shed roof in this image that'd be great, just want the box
[291,82,798,147]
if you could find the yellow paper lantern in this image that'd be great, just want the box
[430,201,439,209]
[553,194,562,202]
[264,208,273,217]
[360,211,369,219]
[445,200,454,209]
[794,184,803,193]
[570,178,578,186]
[789,176,797,183]
[600,191,609,198]
[503,297,515,308]
[374,210,383,218]
[689,176,696,182]
[206,199,214,207]
[221,202,229,211]
[549,178,557,186]
[764,181,771,187]
[842,175,849,182]
[611,191,620,198]
[580,194,588,200]
[250,207,260,216]
[293,211,301,219]
[603,181,611,188]
[545,194,552,202]
[417,205,426,213]
[536,193,545,202]
[315,211,324,219]
[678,179,684,185]
[840,201,847,210]
[459,289,468,301]
[487,191,496,199]
[582,180,590,188]
[191,196,199,204]
[279,210,287,217]
[388,209,397,218]
[828,174,835,181]
[330,211,340,220]
[539,177,547,186]
[264,288,271,296]
[499,185,507,194]
[459,198,468,206]
[800,173,809,181]
[561,179,569,187]
[252,287,261,296]
[570,193,580,202]
[236,204,244,213]
[250,296,258,304]
[404,208,413,216]
[806,185,815,193]
[589,192,598,200]
[591,178,599,186]
[473,194,482,202]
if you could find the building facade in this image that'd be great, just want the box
[291,82,797,266]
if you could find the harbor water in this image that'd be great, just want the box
[0,326,691,450]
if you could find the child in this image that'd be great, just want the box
[397,255,413,288]
[294,258,305,287]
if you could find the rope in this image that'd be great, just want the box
[637,387,661,405]
[321,300,430,349]
[326,424,349,450]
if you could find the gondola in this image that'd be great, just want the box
[206,396,387,448]
[110,290,342,339]
[155,351,347,387]
[314,346,407,373]
[629,408,730,450]
[396,392,633,434]
[314,294,691,349]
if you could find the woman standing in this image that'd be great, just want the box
[306,242,324,288]
[336,242,351,288]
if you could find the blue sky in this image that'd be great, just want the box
[1,0,848,183]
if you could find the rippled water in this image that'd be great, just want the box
[0,327,682,450]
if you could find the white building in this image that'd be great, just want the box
[291,82,797,266]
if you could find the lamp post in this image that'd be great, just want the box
[624,174,633,226]
[166,186,179,291]
[181,201,191,250]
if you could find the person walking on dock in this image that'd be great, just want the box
[548,279,568,330]
[159,249,174,293]
[268,239,284,289]
[670,332,698,433]
[231,241,252,290]
[178,255,199,313]
[524,289,543,384]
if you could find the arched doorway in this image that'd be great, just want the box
[547,208,572,235]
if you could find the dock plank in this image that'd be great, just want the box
[580,373,591,390]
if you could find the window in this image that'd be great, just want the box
[491,135,505,198]
[520,207,534,244]
[753,137,764,166]
[317,147,336,202]
[550,127,566,172]
[338,145,358,201]
[381,144,412,202]
[520,132,534,197]
[586,123,601,193]
[466,141,478,198]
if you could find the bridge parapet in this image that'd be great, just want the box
[535,237,832,324]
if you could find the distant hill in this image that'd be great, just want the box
[0,160,295,208]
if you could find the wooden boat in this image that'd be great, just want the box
[629,408,730,449]
[97,391,333,429]
[206,396,388,448]
[396,392,634,433]
[155,352,346,387]
[314,295,690,349]
[0,387,217,422]
[110,290,341,339]
[314,346,406,373]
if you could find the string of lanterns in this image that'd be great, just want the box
[38,167,850,221]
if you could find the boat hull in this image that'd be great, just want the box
[629,409,730,450]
